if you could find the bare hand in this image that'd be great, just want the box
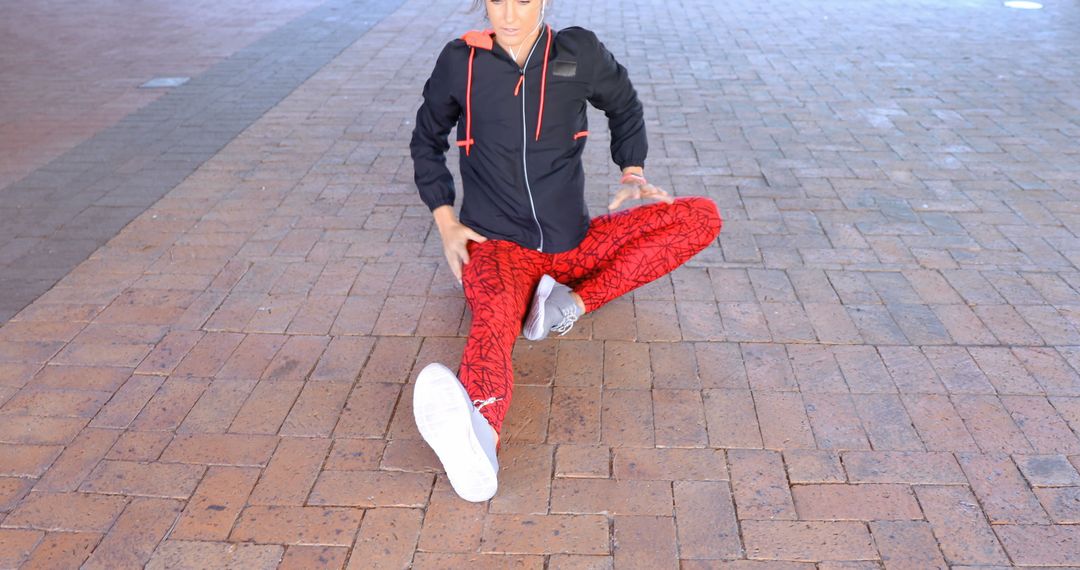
[608,181,674,211]
[438,221,488,285]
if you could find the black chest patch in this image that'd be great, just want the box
[552,59,577,78]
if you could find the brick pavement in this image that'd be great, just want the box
[3,0,1080,567]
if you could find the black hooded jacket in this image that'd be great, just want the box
[410,25,647,253]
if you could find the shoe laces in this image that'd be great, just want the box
[473,396,501,410]
[552,306,579,336]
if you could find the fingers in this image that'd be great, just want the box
[642,185,674,204]
[467,229,488,243]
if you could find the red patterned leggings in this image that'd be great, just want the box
[459,196,722,434]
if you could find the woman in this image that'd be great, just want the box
[409,0,722,502]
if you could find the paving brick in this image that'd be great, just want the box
[145,540,283,570]
[868,521,947,570]
[171,465,260,541]
[178,378,256,434]
[0,477,33,512]
[81,460,204,498]
[1014,347,1080,397]
[134,330,204,376]
[741,520,876,562]
[914,485,1009,565]
[280,382,351,437]
[653,389,708,447]
[360,336,421,384]
[702,388,761,448]
[600,388,654,447]
[952,394,1035,454]
[673,480,742,559]
[1001,395,1080,454]
[2,492,126,532]
[33,427,119,492]
[19,531,100,569]
[171,331,244,378]
[81,497,182,570]
[555,340,604,387]
[792,484,921,520]
[249,437,330,505]
[333,382,401,438]
[347,507,423,569]
[88,374,163,429]
[602,341,650,389]
[842,451,965,484]
[833,346,895,394]
[481,514,609,555]
[548,386,601,444]
[1014,454,1080,486]
[717,303,771,342]
[129,377,209,431]
[2,387,111,417]
[308,470,432,508]
[968,347,1044,395]
[957,453,1049,524]
[0,443,62,477]
[742,343,796,391]
[901,394,979,452]
[754,391,815,449]
[0,528,42,568]
[550,478,672,516]
[729,449,796,520]
[649,342,699,389]
[231,505,364,546]
[787,344,846,393]
[417,476,486,553]
[803,393,870,450]
[414,552,544,569]
[310,336,374,383]
[694,342,749,389]
[261,335,329,382]
[489,444,554,515]
[160,433,278,466]
[851,394,923,451]
[783,450,845,484]
[229,379,303,434]
[0,415,88,445]
[279,545,348,570]
[512,340,557,386]
[1034,486,1080,523]
[555,445,610,478]
[612,516,677,570]
[377,437,441,472]
[877,346,946,394]
[995,524,1080,566]
[613,448,726,481]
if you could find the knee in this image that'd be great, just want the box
[677,196,723,244]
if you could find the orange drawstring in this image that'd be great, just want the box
[535,24,552,141]
[456,47,477,156]
[514,74,524,96]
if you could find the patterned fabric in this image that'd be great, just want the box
[459,196,723,434]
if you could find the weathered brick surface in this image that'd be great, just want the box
[5,0,1080,564]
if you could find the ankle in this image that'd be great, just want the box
[570,292,586,314]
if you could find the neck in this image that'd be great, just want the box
[497,23,544,67]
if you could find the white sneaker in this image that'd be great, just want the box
[523,274,582,341]
[413,362,499,502]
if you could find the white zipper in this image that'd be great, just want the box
[519,31,545,252]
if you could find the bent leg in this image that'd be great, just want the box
[551,196,722,312]
[459,239,545,434]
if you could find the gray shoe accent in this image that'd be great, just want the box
[544,281,582,336]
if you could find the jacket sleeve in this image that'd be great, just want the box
[410,43,461,211]
[586,33,647,169]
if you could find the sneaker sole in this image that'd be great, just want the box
[413,363,498,502]
[523,275,555,341]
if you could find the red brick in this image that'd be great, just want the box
[0,443,63,477]
[418,476,487,552]
[741,520,876,562]
[19,531,100,569]
[653,389,708,447]
[792,484,921,520]
[330,295,384,336]
[34,428,119,492]
[783,450,845,484]
[416,296,466,336]
[842,451,965,484]
[104,431,171,461]
[869,521,947,570]
[490,444,554,514]
[851,394,923,451]
[972,305,1043,346]
[1001,395,1080,454]
[901,394,979,452]
[968,347,1044,395]
[717,303,771,342]
[803,303,862,344]
[134,330,204,376]
[832,346,895,394]
[803,393,870,450]
[1015,346,1080,397]
[634,300,682,341]
[310,336,374,383]
[481,514,609,555]
[37,366,130,393]
[673,480,742,559]
[279,545,348,570]
[413,552,544,569]
[878,346,946,393]
[129,377,209,431]
[589,297,636,341]
[915,485,1009,565]
[171,331,245,378]
[171,465,260,540]
[0,416,87,445]
[2,388,111,417]
[0,364,40,389]
[0,477,34,512]
[231,505,363,546]
[144,540,283,570]
[332,383,400,439]
[280,381,351,437]
[553,340,603,387]
[502,385,552,443]
[347,507,423,569]
[600,389,653,447]
[742,343,796,390]
[694,342,749,389]
[246,295,305,334]
[261,335,329,382]
[177,378,257,433]
[761,303,817,343]
[550,479,672,516]
[710,268,756,302]
[754,391,816,449]
[932,304,997,345]
[613,448,727,480]
[555,445,610,479]
[1034,486,1080,523]
[729,449,796,520]
[957,453,1049,524]
[51,341,152,368]
[324,438,385,471]
[649,343,699,389]
[952,394,1033,454]
[81,460,204,498]
[308,470,433,507]
[702,388,761,448]
[0,340,64,365]
[229,379,303,434]
[161,433,278,465]
[3,492,126,532]
[249,437,330,505]
[680,562,811,570]
[213,333,286,380]
[81,498,182,570]
[88,375,163,429]
[359,336,421,384]
[0,528,42,568]
[786,344,845,393]
[548,386,601,444]
[613,516,677,570]
[996,524,1080,566]
[1014,454,1080,486]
